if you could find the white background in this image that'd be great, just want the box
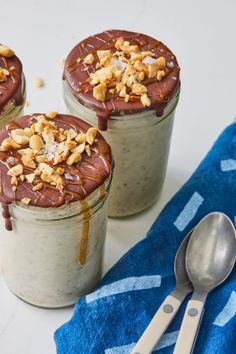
[0,0,236,353]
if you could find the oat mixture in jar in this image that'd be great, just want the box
[0,113,113,308]
[0,44,26,128]
[63,29,180,216]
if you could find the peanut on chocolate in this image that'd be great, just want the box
[0,113,99,196]
[82,37,168,106]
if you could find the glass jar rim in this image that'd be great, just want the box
[63,79,180,128]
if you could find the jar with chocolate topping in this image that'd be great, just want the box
[63,29,180,217]
[0,113,113,308]
[0,44,26,128]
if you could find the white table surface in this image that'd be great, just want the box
[1,0,236,353]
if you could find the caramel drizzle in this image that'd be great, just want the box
[78,200,91,265]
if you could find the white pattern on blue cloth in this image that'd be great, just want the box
[213,291,236,327]
[173,192,204,231]
[220,159,236,171]
[104,330,179,353]
[86,275,161,304]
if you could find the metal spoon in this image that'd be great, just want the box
[131,229,193,354]
[174,212,236,354]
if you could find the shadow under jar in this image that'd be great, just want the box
[63,29,180,217]
[0,113,113,308]
[0,44,26,128]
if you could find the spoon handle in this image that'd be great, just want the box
[131,294,182,354]
[173,299,204,354]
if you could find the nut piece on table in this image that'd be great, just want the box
[34,77,45,88]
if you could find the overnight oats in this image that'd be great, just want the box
[63,29,180,216]
[0,113,113,307]
[0,44,25,128]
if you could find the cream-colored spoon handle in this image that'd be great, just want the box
[131,295,181,354]
[173,299,204,354]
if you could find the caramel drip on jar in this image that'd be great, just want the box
[78,200,91,265]
[1,203,12,231]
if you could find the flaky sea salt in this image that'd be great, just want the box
[142,56,156,64]
[64,173,74,180]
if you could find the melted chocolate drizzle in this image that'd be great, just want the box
[0,50,24,114]
[0,114,113,231]
[63,29,180,130]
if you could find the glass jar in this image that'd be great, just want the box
[0,175,111,308]
[63,80,180,217]
[0,74,26,129]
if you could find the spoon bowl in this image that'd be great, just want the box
[187,212,236,292]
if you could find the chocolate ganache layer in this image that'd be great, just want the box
[63,29,180,130]
[0,113,113,217]
[0,45,24,114]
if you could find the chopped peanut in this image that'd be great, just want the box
[21,198,31,205]
[21,155,36,169]
[93,82,107,101]
[156,56,166,69]
[25,173,35,183]
[56,167,64,175]
[157,70,165,81]
[33,182,43,191]
[11,129,29,145]
[86,127,97,145]
[11,176,18,186]
[0,44,15,57]
[85,144,91,156]
[34,77,45,88]
[29,135,44,151]
[83,53,95,65]
[7,164,23,177]
[132,83,147,95]
[66,152,82,165]
[45,111,58,119]
[1,138,21,151]
[141,93,151,107]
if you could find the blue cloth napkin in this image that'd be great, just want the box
[55,121,236,354]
